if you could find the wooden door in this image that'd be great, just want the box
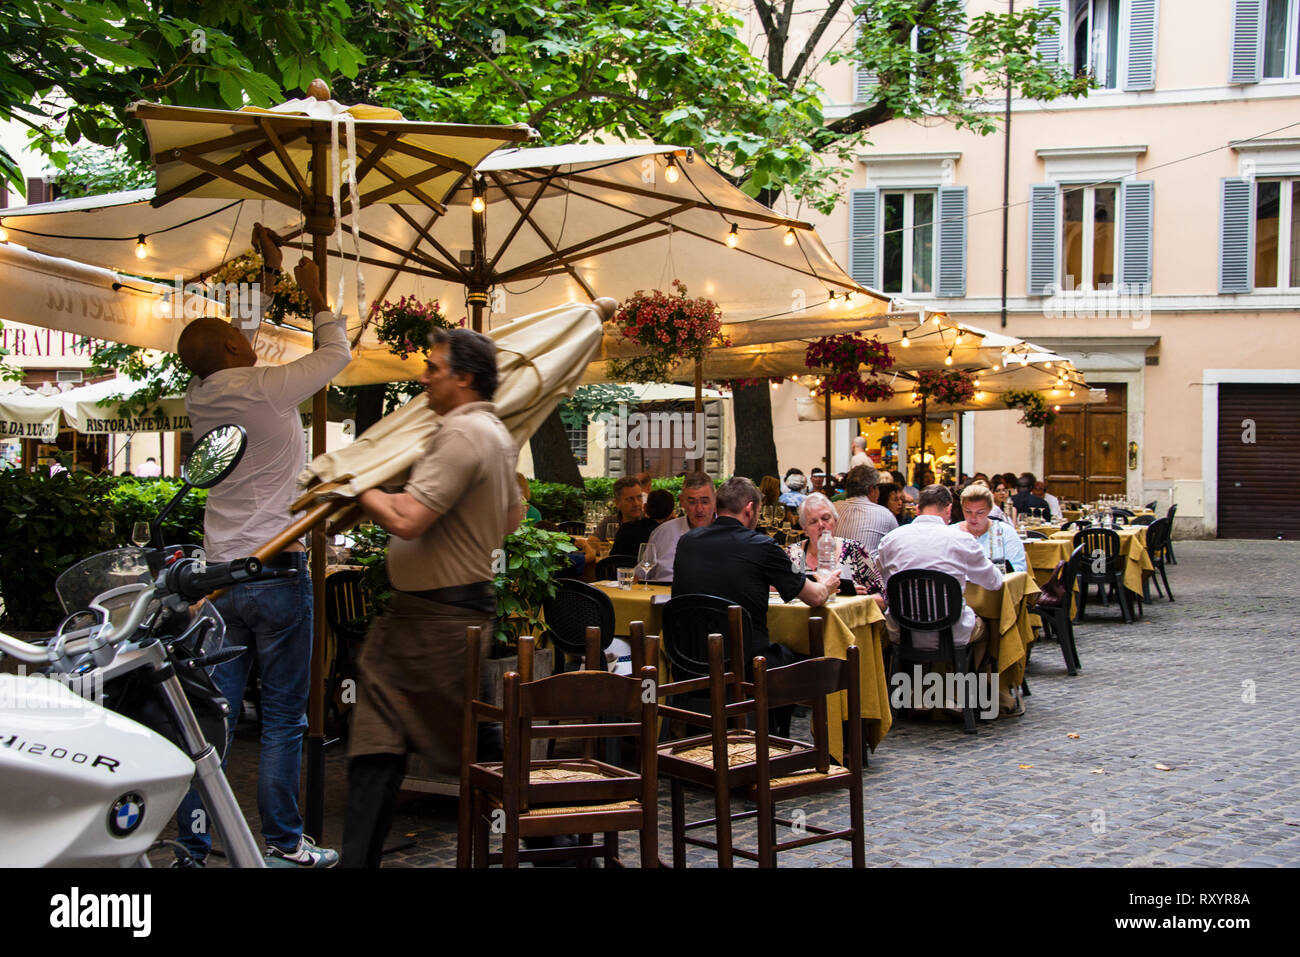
[1044,383,1127,502]
[1217,384,1300,539]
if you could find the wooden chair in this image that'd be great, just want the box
[323,569,370,737]
[656,619,865,868]
[1071,527,1137,623]
[457,630,660,868]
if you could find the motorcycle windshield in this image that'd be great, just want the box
[55,548,153,616]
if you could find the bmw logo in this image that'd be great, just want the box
[108,793,145,837]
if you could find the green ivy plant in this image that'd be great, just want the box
[1003,389,1057,428]
[528,482,584,522]
[493,523,577,645]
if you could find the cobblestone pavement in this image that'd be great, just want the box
[158,539,1300,867]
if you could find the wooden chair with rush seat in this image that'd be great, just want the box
[456,628,661,868]
[655,616,865,868]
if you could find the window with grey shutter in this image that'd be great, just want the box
[1229,0,1265,83]
[1119,180,1154,288]
[935,186,967,297]
[849,188,881,290]
[1027,184,1059,296]
[1218,178,1253,293]
[1124,0,1159,91]
[1036,0,1064,65]
[853,19,877,101]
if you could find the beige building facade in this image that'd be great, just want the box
[752,0,1300,537]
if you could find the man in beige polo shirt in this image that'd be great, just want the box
[341,327,523,867]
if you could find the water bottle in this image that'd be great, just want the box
[817,529,838,603]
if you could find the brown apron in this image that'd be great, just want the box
[347,590,493,776]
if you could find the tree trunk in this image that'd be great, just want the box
[529,407,584,486]
[355,383,386,436]
[731,382,779,481]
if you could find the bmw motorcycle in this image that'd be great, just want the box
[0,424,290,867]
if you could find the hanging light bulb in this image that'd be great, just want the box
[910,391,918,402]
[0,219,7,243]
[827,291,838,309]
[900,330,911,347]
[664,156,681,184]
[945,350,953,366]
[843,291,853,303]
[1054,405,1062,412]
[1044,360,1053,368]
[783,227,796,246]
[135,234,148,259]
[954,329,964,345]
[726,223,739,248]
[771,380,780,391]
[1069,388,1076,397]
[992,363,1000,371]
[973,377,980,388]
[975,390,984,400]
[470,194,486,213]
[932,314,941,326]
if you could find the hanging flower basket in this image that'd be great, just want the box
[606,280,729,383]
[1003,389,1057,428]
[207,253,314,326]
[913,369,975,406]
[373,295,461,359]
[804,333,894,402]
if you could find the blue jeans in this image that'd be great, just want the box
[175,553,312,857]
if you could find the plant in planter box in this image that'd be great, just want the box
[493,524,577,645]
[528,481,584,522]
[1003,389,1057,428]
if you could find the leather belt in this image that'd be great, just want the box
[261,552,305,570]
[399,581,496,612]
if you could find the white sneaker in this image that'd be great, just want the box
[264,835,339,868]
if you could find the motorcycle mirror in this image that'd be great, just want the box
[182,424,247,489]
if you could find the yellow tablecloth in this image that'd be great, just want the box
[589,582,891,759]
[964,571,1039,690]
[1050,526,1153,595]
[1024,539,1072,588]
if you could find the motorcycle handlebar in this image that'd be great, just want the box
[167,557,267,603]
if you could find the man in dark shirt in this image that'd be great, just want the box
[609,475,657,560]
[1010,471,1051,518]
[673,476,833,657]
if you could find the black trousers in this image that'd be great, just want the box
[342,722,502,868]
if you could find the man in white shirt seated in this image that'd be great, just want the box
[877,484,1022,715]
[955,484,1027,573]
[645,471,715,581]
[835,464,896,554]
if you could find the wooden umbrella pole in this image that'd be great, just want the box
[918,394,927,487]
[304,122,333,841]
[824,387,832,476]
[694,359,703,416]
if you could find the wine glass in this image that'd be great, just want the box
[131,521,151,548]
[636,542,656,590]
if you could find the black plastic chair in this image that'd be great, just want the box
[1071,528,1137,623]
[1110,508,1135,520]
[1060,519,1092,531]
[594,554,638,581]
[885,570,979,734]
[1025,530,1050,540]
[540,578,616,671]
[1144,500,1158,511]
[1142,518,1175,603]
[556,520,587,536]
[661,596,755,729]
[1131,514,1154,526]
[1163,504,1178,564]
[1032,547,1083,676]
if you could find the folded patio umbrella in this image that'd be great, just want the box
[290,299,606,533]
